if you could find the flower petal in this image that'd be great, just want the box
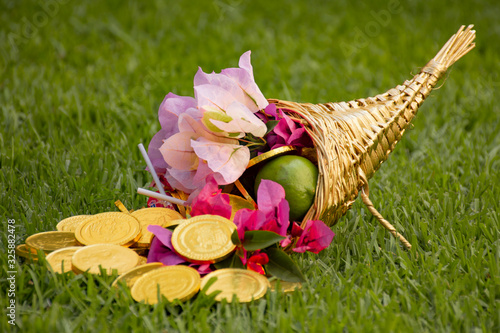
[191,137,250,184]
[190,175,232,219]
[160,131,199,171]
[147,226,186,266]
[158,93,197,137]
[209,101,267,137]
[257,179,287,217]
[293,220,335,254]
[233,208,267,240]
[147,129,169,174]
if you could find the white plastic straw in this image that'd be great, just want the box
[137,188,187,206]
[137,143,167,196]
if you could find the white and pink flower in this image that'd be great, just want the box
[148,51,268,193]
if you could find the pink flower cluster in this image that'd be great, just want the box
[148,52,269,194]
[233,179,334,257]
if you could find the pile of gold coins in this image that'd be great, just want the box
[17,204,300,304]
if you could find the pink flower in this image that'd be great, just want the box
[147,52,269,193]
[147,94,201,175]
[190,175,232,219]
[194,51,268,113]
[233,180,290,241]
[292,220,335,254]
[280,222,303,248]
[267,110,314,150]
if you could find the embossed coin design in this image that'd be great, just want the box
[111,262,164,289]
[75,212,141,246]
[56,215,91,232]
[131,208,183,247]
[71,244,139,275]
[45,247,82,274]
[171,215,236,263]
[131,266,200,304]
[200,268,270,302]
[25,231,80,253]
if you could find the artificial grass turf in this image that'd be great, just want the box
[1,0,499,331]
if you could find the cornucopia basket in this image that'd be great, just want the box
[157,25,475,251]
[267,25,476,249]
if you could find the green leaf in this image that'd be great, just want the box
[242,230,285,251]
[214,253,244,270]
[265,120,279,134]
[231,229,241,245]
[264,248,306,282]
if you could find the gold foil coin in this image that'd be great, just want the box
[137,256,148,266]
[56,215,91,232]
[15,244,39,261]
[25,231,80,253]
[228,194,255,220]
[131,208,183,247]
[200,268,270,303]
[270,280,302,293]
[171,215,236,263]
[112,262,164,289]
[75,212,141,247]
[45,247,81,274]
[71,244,139,275]
[131,265,200,304]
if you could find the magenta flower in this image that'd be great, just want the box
[292,220,335,254]
[233,180,290,241]
[267,110,314,150]
[190,175,232,219]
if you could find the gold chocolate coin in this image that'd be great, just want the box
[25,231,80,253]
[171,215,236,263]
[270,280,302,293]
[72,244,139,275]
[200,268,270,303]
[131,208,183,247]
[111,262,163,289]
[45,247,81,274]
[75,212,141,247]
[56,215,91,232]
[15,244,39,261]
[137,256,148,266]
[131,265,200,304]
[228,194,255,220]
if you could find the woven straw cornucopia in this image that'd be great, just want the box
[269,25,476,249]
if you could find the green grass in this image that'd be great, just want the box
[1,0,499,331]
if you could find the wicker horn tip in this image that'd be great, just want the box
[422,25,476,78]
